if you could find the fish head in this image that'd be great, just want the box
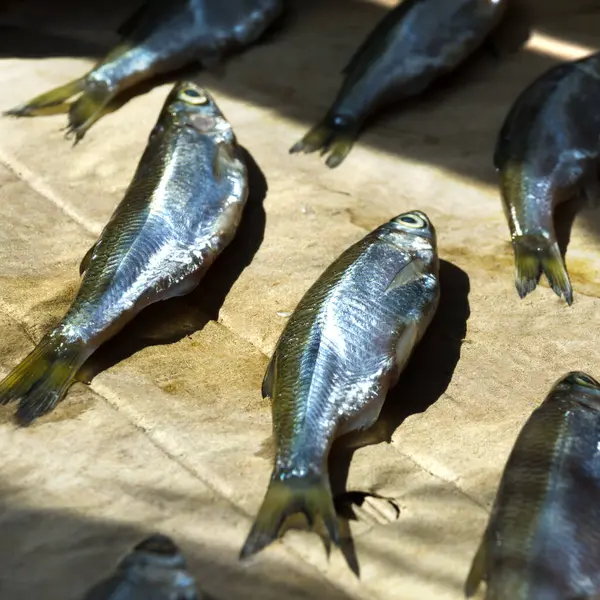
[165,82,233,138]
[133,533,180,556]
[551,371,600,410]
[121,534,188,571]
[380,210,437,252]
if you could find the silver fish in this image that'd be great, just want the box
[5,0,283,142]
[84,534,199,600]
[466,372,600,600]
[240,210,440,572]
[0,82,248,425]
[290,0,507,167]
[495,51,600,306]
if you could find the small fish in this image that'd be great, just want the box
[240,210,440,572]
[290,0,507,168]
[4,0,282,142]
[466,371,600,600]
[0,82,248,425]
[495,52,600,306]
[83,534,199,599]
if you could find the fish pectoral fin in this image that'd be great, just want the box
[79,240,99,276]
[464,533,488,597]
[385,258,426,293]
[261,351,277,399]
[212,142,234,180]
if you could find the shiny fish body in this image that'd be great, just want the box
[0,82,248,425]
[291,0,507,168]
[466,372,600,600]
[241,211,440,570]
[5,0,283,141]
[495,51,600,306]
[84,534,199,600]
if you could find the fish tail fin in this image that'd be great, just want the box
[240,473,340,560]
[0,334,87,426]
[4,76,85,118]
[289,113,358,169]
[513,235,573,305]
[65,80,116,144]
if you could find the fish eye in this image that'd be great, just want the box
[397,213,427,229]
[178,87,209,105]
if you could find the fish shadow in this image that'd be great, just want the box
[555,194,587,262]
[76,146,267,383]
[357,0,534,143]
[327,259,471,575]
[0,24,109,59]
[0,0,580,188]
[0,1,289,124]
[0,478,356,600]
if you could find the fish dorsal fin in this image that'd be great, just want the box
[117,0,172,39]
[464,533,488,598]
[342,0,420,77]
[385,257,426,293]
[79,240,99,276]
[262,350,277,399]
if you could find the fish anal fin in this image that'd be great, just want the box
[79,240,99,276]
[465,533,488,597]
[395,322,418,370]
[254,435,275,461]
[261,351,277,399]
[385,258,426,293]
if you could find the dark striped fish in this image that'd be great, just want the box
[84,534,199,600]
[466,372,600,600]
[4,0,283,142]
[0,82,248,425]
[290,0,507,168]
[240,211,440,572]
[495,51,600,306]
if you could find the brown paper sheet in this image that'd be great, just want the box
[1,1,599,598]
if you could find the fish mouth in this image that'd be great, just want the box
[560,371,600,391]
[134,534,179,556]
[553,371,600,408]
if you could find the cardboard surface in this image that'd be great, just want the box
[1,1,600,598]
